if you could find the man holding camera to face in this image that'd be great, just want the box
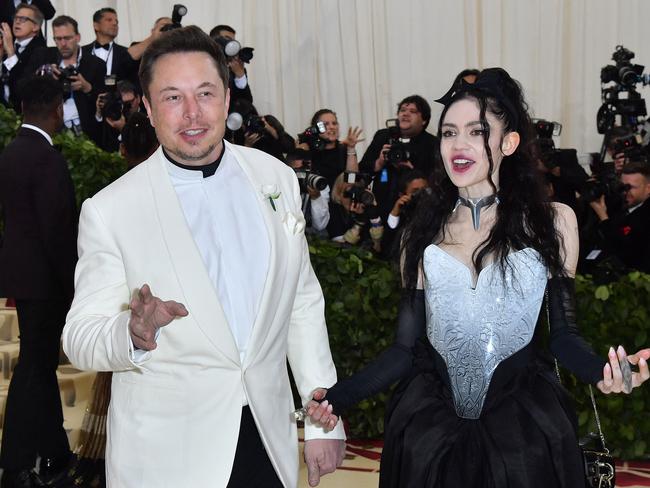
[209,24,254,109]
[588,161,650,273]
[359,95,438,221]
[94,79,144,152]
[28,15,104,139]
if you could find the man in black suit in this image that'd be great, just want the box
[0,3,46,111]
[209,24,253,109]
[0,0,54,27]
[28,15,105,139]
[589,161,650,273]
[0,75,76,488]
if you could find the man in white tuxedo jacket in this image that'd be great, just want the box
[62,26,345,488]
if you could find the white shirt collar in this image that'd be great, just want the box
[21,124,53,146]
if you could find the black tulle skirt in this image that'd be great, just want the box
[379,340,586,488]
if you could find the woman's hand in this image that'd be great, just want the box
[304,388,339,431]
[597,346,650,394]
[342,127,364,148]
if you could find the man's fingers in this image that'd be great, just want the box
[163,300,189,317]
[139,284,153,303]
[306,458,320,487]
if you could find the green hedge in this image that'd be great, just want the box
[2,104,649,458]
[310,238,650,460]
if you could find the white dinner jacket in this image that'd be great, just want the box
[63,142,344,488]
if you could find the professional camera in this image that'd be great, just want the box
[343,172,375,207]
[288,151,328,193]
[383,118,412,166]
[36,64,77,94]
[214,37,254,64]
[596,45,650,135]
[581,160,630,203]
[298,121,327,151]
[100,91,125,121]
[611,133,647,163]
[226,111,266,136]
[161,4,187,32]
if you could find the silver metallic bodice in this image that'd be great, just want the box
[423,245,548,419]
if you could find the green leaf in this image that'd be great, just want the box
[594,285,610,301]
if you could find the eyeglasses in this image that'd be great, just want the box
[53,35,75,42]
[13,15,37,25]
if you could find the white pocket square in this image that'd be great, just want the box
[282,211,306,235]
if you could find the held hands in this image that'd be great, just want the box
[128,284,188,351]
[304,388,339,432]
[390,193,412,217]
[597,346,650,394]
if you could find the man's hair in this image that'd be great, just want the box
[139,25,229,100]
[15,3,43,26]
[52,15,79,35]
[397,95,431,129]
[19,75,62,117]
[622,161,650,180]
[209,24,235,38]
[116,80,137,96]
[93,7,116,24]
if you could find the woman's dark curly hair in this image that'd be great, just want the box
[401,67,566,289]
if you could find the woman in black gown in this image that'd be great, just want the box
[304,68,650,487]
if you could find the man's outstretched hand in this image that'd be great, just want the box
[128,284,188,350]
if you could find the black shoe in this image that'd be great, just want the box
[0,469,44,488]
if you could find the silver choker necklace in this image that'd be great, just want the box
[453,194,500,230]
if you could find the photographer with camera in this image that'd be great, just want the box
[209,24,254,109]
[226,99,295,161]
[327,172,383,252]
[286,149,330,233]
[587,161,650,273]
[94,79,144,152]
[359,95,438,221]
[298,108,363,190]
[28,15,104,139]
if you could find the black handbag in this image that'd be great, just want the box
[545,294,616,488]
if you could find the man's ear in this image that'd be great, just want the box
[501,131,520,156]
[143,96,154,127]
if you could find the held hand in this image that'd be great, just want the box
[342,126,364,148]
[349,202,365,215]
[597,346,650,394]
[588,195,608,221]
[1,23,14,55]
[375,143,392,172]
[304,438,346,487]
[397,160,415,170]
[70,73,91,93]
[261,117,279,140]
[304,388,340,431]
[106,114,126,132]
[49,65,62,80]
[244,131,261,147]
[128,284,188,351]
[228,56,246,78]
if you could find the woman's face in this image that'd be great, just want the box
[319,112,339,143]
[439,97,518,197]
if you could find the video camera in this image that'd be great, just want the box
[596,45,650,135]
[383,118,412,166]
[298,121,327,151]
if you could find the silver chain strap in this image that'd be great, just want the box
[545,290,608,453]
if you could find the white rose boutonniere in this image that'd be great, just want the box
[261,184,281,211]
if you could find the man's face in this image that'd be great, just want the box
[12,8,40,41]
[621,173,650,208]
[94,12,118,39]
[121,91,141,116]
[217,30,235,40]
[143,51,229,166]
[405,178,428,196]
[153,17,172,33]
[53,24,80,61]
[397,103,426,137]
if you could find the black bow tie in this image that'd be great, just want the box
[94,42,111,50]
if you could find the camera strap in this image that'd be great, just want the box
[453,194,499,230]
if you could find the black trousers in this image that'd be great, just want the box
[226,406,284,488]
[0,299,70,470]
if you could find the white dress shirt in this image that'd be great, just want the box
[166,148,270,364]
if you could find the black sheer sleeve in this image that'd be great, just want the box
[547,277,606,384]
[324,290,425,416]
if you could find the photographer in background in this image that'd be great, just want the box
[588,161,650,273]
[29,15,104,139]
[226,99,294,161]
[209,24,253,108]
[286,149,330,233]
[327,172,383,253]
[298,108,363,189]
[94,79,144,152]
[0,3,46,111]
[359,95,438,221]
